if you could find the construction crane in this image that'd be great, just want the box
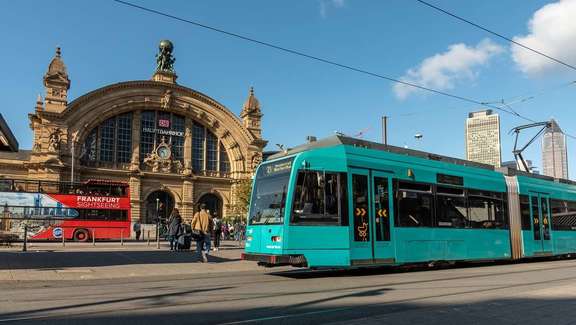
[510,121,552,173]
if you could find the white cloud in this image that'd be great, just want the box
[319,0,345,18]
[512,0,576,75]
[393,39,504,100]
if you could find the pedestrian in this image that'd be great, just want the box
[212,214,222,251]
[133,221,142,241]
[191,203,211,262]
[223,223,229,240]
[167,208,182,251]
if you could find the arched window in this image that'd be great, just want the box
[80,112,133,165]
[220,143,230,173]
[191,122,231,175]
[140,110,185,163]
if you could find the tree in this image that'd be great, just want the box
[228,178,253,222]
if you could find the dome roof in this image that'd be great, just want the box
[46,47,68,77]
[242,87,260,113]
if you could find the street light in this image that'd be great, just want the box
[156,197,160,249]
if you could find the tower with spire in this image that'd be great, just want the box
[43,47,70,113]
[240,87,263,139]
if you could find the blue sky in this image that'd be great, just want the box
[1,0,575,176]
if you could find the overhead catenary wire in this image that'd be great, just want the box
[112,0,526,121]
[112,0,576,140]
[414,0,576,73]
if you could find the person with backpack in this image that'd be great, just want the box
[191,203,211,262]
[212,214,222,252]
[167,208,182,251]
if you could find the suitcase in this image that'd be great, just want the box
[178,234,192,250]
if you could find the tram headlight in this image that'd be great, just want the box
[271,236,282,243]
[247,236,253,241]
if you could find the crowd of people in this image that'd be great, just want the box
[153,204,246,263]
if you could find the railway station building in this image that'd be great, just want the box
[0,41,267,224]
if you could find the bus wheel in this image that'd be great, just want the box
[73,229,89,242]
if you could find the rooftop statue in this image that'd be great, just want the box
[156,40,176,72]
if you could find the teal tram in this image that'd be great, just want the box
[241,136,576,268]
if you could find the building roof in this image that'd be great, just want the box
[545,119,563,134]
[0,114,18,152]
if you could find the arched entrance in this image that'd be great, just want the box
[144,190,175,224]
[198,193,223,218]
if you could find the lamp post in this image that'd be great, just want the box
[156,198,160,249]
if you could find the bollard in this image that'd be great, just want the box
[92,229,96,246]
[156,227,160,249]
[22,224,28,252]
[121,229,124,246]
[62,231,65,247]
[147,230,150,246]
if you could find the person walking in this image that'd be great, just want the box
[133,221,142,241]
[212,214,222,252]
[167,208,182,251]
[191,203,211,262]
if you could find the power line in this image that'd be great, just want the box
[415,0,576,72]
[113,0,576,140]
[111,0,524,121]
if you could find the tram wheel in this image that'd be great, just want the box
[73,229,89,242]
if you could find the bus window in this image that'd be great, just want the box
[395,181,433,227]
[291,171,346,225]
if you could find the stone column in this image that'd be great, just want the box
[181,180,195,223]
[183,117,193,175]
[130,110,141,171]
[129,175,142,223]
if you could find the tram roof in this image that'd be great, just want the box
[268,135,576,186]
[268,135,494,170]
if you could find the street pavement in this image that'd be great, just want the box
[1,242,576,324]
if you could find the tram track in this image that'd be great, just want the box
[2,259,576,323]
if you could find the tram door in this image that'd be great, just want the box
[529,193,553,255]
[349,169,395,265]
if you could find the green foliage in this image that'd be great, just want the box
[227,179,253,222]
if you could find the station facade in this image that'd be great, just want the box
[0,41,267,223]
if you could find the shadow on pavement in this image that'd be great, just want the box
[0,250,240,270]
[6,296,576,325]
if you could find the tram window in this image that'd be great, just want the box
[396,182,434,228]
[436,193,467,228]
[353,174,370,241]
[519,195,531,230]
[551,199,576,231]
[291,171,342,224]
[467,191,507,229]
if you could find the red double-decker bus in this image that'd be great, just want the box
[0,178,130,241]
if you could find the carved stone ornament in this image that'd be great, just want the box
[161,89,173,110]
[143,136,183,174]
[48,128,62,152]
[251,153,262,169]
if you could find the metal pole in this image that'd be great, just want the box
[71,139,75,184]
[62,231,65,247]
[22,224,27,252]
[147,230,150,246]
[92,229,96,246]
[121,229,124,246]
[156,198,160,249]
[382,116,388,145]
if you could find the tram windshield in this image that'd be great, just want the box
[249,157,294,225]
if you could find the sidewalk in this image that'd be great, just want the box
[0,241,269,282]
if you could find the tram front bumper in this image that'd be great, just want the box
[241,253,307,267]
